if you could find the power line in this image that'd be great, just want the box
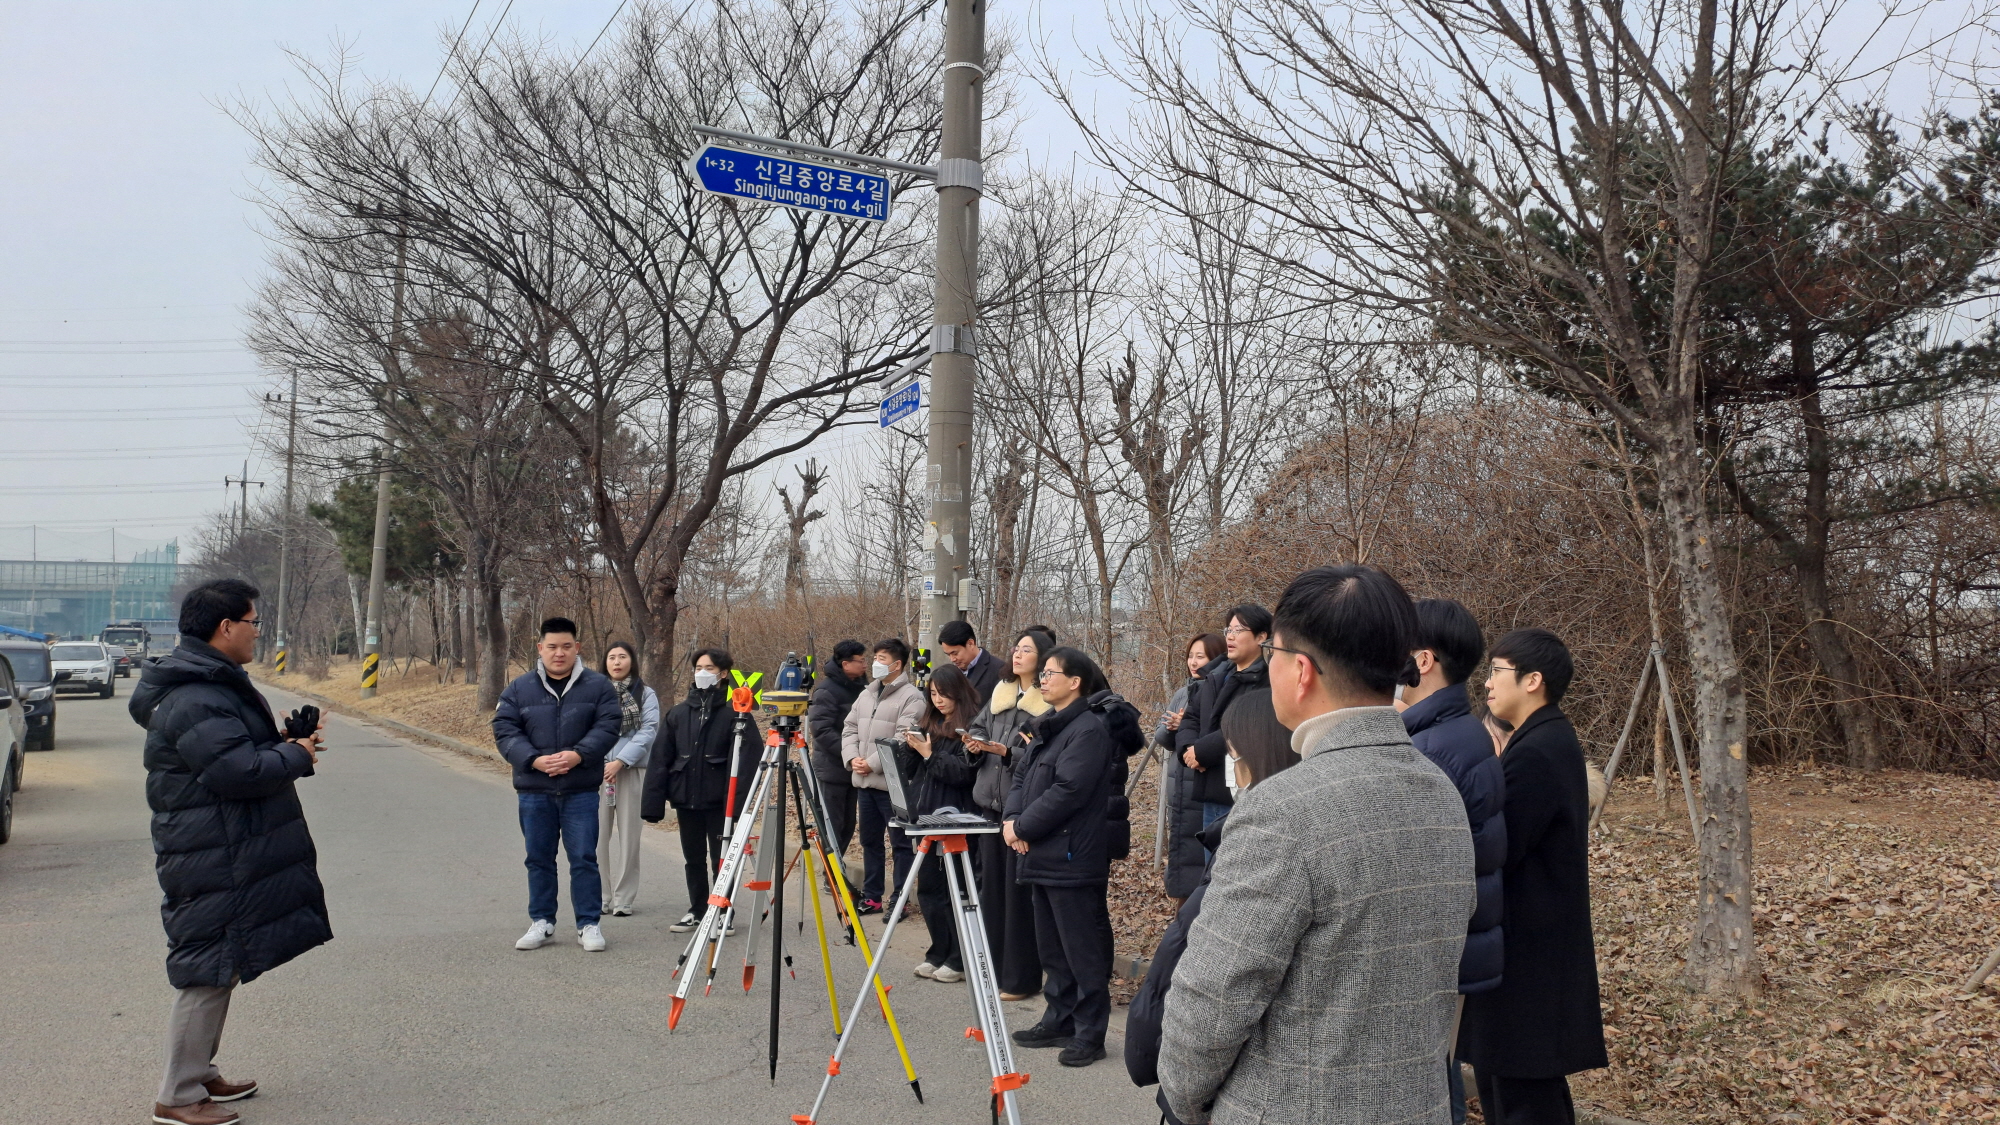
[0,369,262,381]
[422,0,487,107]
[443,0,519,112]
[570,0,632,77]
[0,348,243,356]
[0,484,229,496]
[0,337,240,345]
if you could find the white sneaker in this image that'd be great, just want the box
[914,961,938,979]
[932,965,965,983]
[670,912,699,933]
[515,919,556,950]
[578,924,607,952]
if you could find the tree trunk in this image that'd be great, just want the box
[346,573,365,660]
[1797,575,1882,770]
[1653,693,1670,804]
[1656,436,1760,995]
[474,548,509,713]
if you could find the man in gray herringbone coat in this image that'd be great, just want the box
[1161,565,1476,1125]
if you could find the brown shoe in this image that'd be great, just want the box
[151,1101,240,1125]
[204,1077,257,1103]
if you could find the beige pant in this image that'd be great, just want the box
[159,980,234,1107]
[598,766,645,911]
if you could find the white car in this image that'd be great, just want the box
[50,642,117,699]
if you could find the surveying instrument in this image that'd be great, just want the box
[794,734,1029,1125]
[665,653,924,1097]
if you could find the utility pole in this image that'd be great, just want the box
[271,375,299,674]
[922,0,984,647]
[362,227,409,699]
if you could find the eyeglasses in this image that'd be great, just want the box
[230,616,262,631]
[1258,640,1321,673]
[1224,625,1256,637]
[1489,663,1524,678]
[1036,668,1076,682]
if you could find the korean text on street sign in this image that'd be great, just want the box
[880,380,922,428]
[688,143,891,222]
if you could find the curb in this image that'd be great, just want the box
[249,672,500,765]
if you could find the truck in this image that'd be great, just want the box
[99,620,148,678]
[137,619,180,665]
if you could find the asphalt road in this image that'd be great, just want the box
[0,679,1158,1125]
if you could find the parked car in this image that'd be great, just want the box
[0,639,61,752]
[0,655,25,844]
[51,642,117,699]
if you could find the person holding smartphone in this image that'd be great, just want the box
[900,662,983,982]
[965,627,1055,1000]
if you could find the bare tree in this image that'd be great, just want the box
[1077,0,1842,994]
[778,458,828,606]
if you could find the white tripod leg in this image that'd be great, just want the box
[944,837,1026,1125]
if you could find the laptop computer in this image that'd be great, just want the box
[873,736,1000,833]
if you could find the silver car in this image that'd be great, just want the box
[50,642,117,699]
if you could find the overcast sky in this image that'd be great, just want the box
[0,1,1115,563]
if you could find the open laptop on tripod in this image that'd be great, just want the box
[872,736,1002,833]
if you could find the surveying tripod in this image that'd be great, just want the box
[795,822,1028,1125]
[662,666,925,1098]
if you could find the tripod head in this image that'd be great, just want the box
[763,650,813,733]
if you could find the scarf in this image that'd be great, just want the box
[611,677,642,736]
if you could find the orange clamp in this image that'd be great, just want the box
[964,1027,986,1042]
[707,893,732,908]
[825,1057,842,1076]
[991,1072,1030,1094]
[746,881,771,891]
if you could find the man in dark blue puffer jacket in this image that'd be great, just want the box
[493,616,623,953]
[1399,598,1507,1125]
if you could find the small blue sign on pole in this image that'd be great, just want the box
[688,143,892,222]
[879,380,922,428]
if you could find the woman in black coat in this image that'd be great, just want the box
[1001,647,1143,1068]
[897,662,983,981]
[1160,632,1223,903]
[641,648,764,930]
[130,638,331,989]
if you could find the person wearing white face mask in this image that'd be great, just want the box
[839,638,926,914]
[641,647,763,933]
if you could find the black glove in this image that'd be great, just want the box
[284,705,321,740]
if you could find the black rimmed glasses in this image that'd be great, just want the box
[1258,639,1320,674]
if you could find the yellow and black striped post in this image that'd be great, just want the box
[274,647,288,675]
[360,651,380,691]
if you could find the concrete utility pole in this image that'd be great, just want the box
[272,373,298,674]
[922,0,984,645]
[362,229,409,699]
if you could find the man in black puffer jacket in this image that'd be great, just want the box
[806,640,867,857]
[492,616,623,953]
[1399,599,1507,1125]
[1002,647,1144,1070]
[131,579,329,1125]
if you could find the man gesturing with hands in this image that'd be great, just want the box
[494,616,623,953]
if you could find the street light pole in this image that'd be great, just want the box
[362,227,409,699]
[923,0,984,647]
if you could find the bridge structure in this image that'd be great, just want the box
[0,543,181,640]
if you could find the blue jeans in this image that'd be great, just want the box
[518,790,602,927]
[1200,800,1230,861]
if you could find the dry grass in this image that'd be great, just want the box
[259,658,501,751]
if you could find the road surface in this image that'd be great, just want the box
[0,679,1159,1124]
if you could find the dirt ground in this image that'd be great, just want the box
[259,663,2000,1122]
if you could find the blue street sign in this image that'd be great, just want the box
[688,143,892,222]
[880,380,921,428]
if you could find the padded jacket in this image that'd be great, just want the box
[1176,657,1267,806]
[130,639,331,989]
[1002,691,1144,886]
[840,674,925,793]
[807,664,866,787]
[1401,682,1507,993]
[492,664,623,793]
[642,685,764,815]
[965,678,1050,814]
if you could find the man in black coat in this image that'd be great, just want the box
[806,640,867,857]
[1002,648,1143,1070]
[1460,628,1607,1125]
[939,619,1003,703]
[131,579,328,1125]
[641,647,764,932]
[1175,604,1271,838]
[492,616,623,953]
[1399,599,1508,1125]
